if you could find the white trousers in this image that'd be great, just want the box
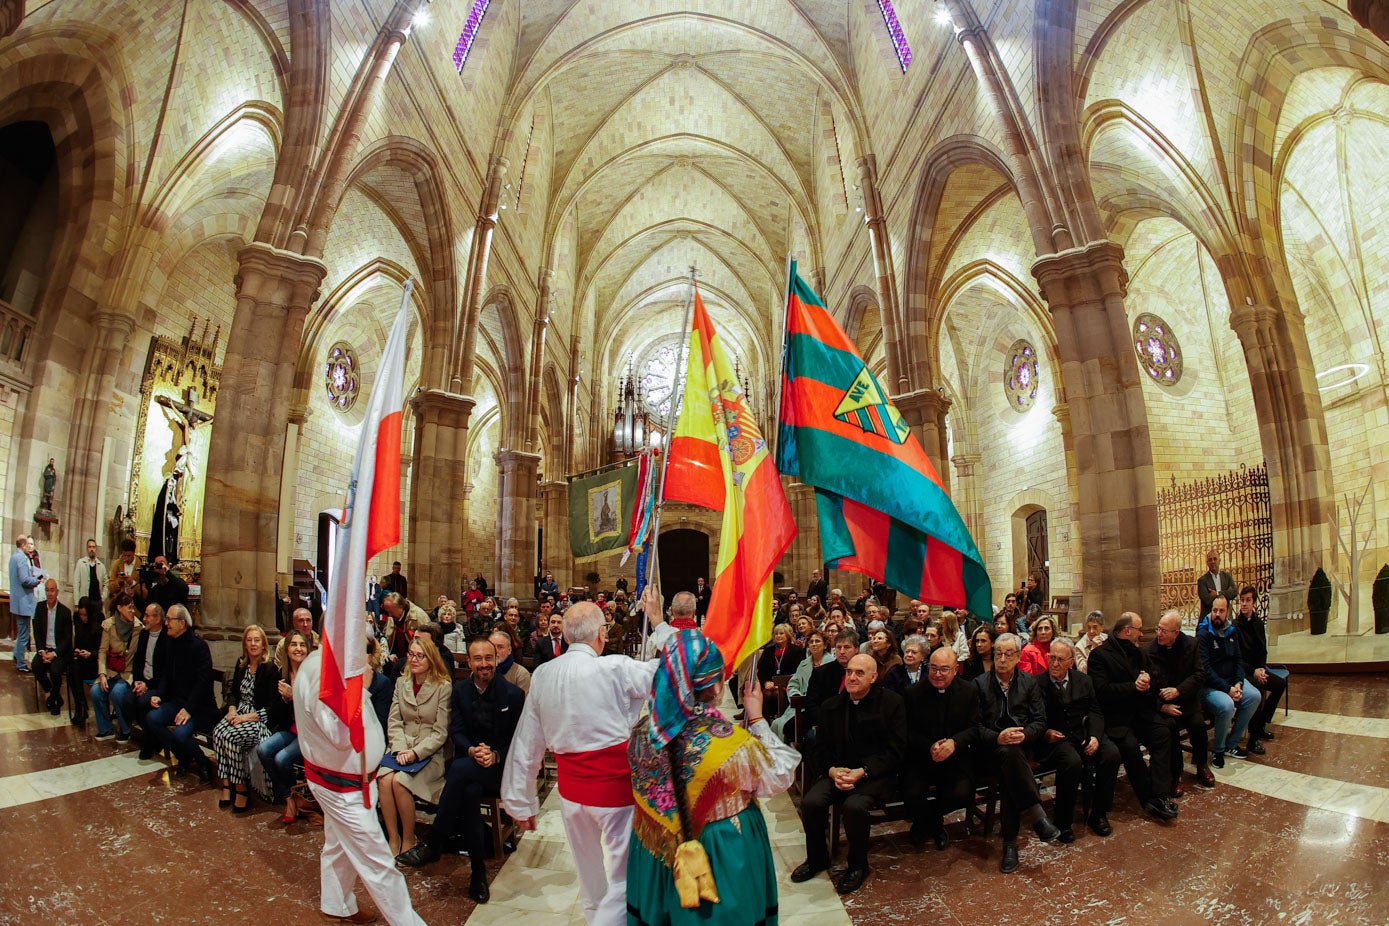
[560,797,633,926]
[311,781,427,926]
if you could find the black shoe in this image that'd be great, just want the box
[1088,813,1112,837]
[906,823,928,847]
[790,861,828,883]
[1257,729,1274,741]
[1145,799,1178,822]
[834,867,868,894]
[933,829,950,852]
[49,704,61,716]
[198,762,213,784]
[95,731,116,741]
[1246,740,1266,755]
[115,731,131,743]
[16,665,31,674]
[1000,842,1020,874]
[1057,827,1076,844]
[397,843,440,868]
[71,713,88,726]
[1227,746,1250,760]
[1211,751,1225,769]
[1033,818,1060,842]
[468,869,490,904]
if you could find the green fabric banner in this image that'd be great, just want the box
[568,463,640,560]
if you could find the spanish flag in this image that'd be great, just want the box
[663,288,796,670]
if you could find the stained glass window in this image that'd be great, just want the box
[324,342,359,412]
[1004,339,1039,412]
[640,341,685,425]
[877,0,913,72]
[1133,313,1183,385]
[453,0,491,73]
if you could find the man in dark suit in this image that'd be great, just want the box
[399,634,525,903]
[903,646,979,849]
[792,653,905,895]
[1196,551,1238,618]
[801,630,859,735]
[693,577,712,622]
[32,579,72,714]
[1036,638,1121,841]
[1146,610,1214,793]
[973,632,1060,873]
[806,568,828,605]
[145,604,218,780]
[382,560,408,598]
[531,611,569,666]
[123,602,169,748]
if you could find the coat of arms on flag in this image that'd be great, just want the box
[833,367,911,444]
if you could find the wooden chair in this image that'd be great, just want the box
[766,674,793,721]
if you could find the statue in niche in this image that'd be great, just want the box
[150,387,213,565]
[34,458,59,523]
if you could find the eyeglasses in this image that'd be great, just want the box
[927,665,953,674]
[994,649,1020,658]
[407,651,426,660]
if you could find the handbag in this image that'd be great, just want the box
[106,650,127,674]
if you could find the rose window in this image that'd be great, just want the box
[324,342,360,411]
[1004,339,1039,412]
[1133,313,1183,385]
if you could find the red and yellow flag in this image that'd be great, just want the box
[663,287,796,670]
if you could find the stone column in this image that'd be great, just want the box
[494,449,540,599]
[406,389,476,604]
[1032,241,1161,627]
[893,387,951,491]
[201,243,327,631]
[857,156,906,392]
[456,157,509,388]
[1229,304,1332,624]
[951,452,983,545]
[782,479,821,592]
[538,480,572,586]
[1051,402,1084,612]
[275,403,310,576]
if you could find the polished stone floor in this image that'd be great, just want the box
[2,647,1387,925]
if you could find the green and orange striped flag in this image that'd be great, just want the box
[776,263,992,615]
[663,286,796,670]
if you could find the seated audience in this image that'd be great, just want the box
[1088,613,1179,820]
[973,632,1060,873]
[1036,638,1120,840]
[1073,610,1106,672]
[398,635,525,903]
[32,579,72,715]
[379,635,452,859]
[258,628,310,823]
[941,610,970,661]
[274,607,320,672]
[532,610,570,666]
[489,627,531,695]
[771,629,828,742]
[921,622,944,654]
[904,647,979,849]
[1235,586,1287,745]
[1146,610,1214,792]
[1197,595,1262,766]
[92,593,141,740]
[146,604,218,779]
[1018,615,1058,675]
[213,624,279,812]
[802,631,859,735]
[382,592,431,678]
[438,603,464,653]
[366,636,393,728]
[757,622,805,688]
[899,635,928,688]
[792,654,906,895]
[867,627,906,690]
[127,603,170,754]
[68,596,103,725]
[961,625,996,681]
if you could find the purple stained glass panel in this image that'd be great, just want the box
[1132,312,1183,385]
[877,0,913,72]
[453,0,491,73]
[1004,338,1039,412]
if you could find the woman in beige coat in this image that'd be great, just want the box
[90,592,139,739]
[379,634,452,859]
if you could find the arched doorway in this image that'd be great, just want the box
[657,528,709,608]
[1010,504,1048,597]
[0,120,58,316]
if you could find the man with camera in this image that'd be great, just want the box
[145,555,189,614]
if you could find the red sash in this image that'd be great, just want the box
[554,743,633,807]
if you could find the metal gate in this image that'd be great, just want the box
[1157,463,1274,623]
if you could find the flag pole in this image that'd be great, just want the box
[641,265,698,656]
[768,254,795,461]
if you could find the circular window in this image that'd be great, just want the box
[1004,339,1039,412]
[324,341,360,411]
[1133,313,1183,385]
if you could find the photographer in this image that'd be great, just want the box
[145,555,190,613]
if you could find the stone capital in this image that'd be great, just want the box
[496,449,542,475]
[234,242,328,311]
[1051,401,1071,430]
[1228,303,1277,343]
[1031,240,1128,306]
[892,387,951,427]
[538,479,567,498]
[287,404,311,426]
[951,452,982,476]
[409,389,476,429]
[91,310,137,341]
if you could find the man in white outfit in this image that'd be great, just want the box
[294,648,426,926]
[501,588,675,926]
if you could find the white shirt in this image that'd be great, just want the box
[501,626,674,820]
[293,649,386,776]
[142,630,161,680]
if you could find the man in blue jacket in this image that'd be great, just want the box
[1196,595,1262,767]
[8,534,46,673]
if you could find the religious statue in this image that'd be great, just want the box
[149,387,213,565]
[34,458,59,523]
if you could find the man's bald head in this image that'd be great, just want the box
[563,601,605,645]
[293,608,314,635]
[669,591,697,619]
[844,653,878,698]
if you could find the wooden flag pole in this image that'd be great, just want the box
[641,265,697,656]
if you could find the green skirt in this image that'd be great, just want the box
[626,804,779,926]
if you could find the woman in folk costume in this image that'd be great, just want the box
[627,630,801,926]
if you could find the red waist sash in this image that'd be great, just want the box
[305,759,377,793]
[554,742,633,807]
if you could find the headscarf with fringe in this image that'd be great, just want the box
[649,629,725,748]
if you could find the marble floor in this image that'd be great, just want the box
[1,648,1387,925]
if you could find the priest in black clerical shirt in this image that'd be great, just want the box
[903,647,980,850]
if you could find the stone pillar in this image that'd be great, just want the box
[1032,241,1161,627]
[494,449,540,599]
[893,388,951,491]
[857,156,906,392]
[1229,304,1332,623]
[201,243,327,631]
[538,480,572,586]
[950,452,983,546]
[456,157,509,388]
[1350,0,1389,42]
[275,403,310,576]
[782,479,821,592]
[1051,402,1084,613]
[406,389,476,604]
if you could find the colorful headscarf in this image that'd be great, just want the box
[649,629,725,748]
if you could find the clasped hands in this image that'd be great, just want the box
[829,766,866,790]
[468,743,497,768]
